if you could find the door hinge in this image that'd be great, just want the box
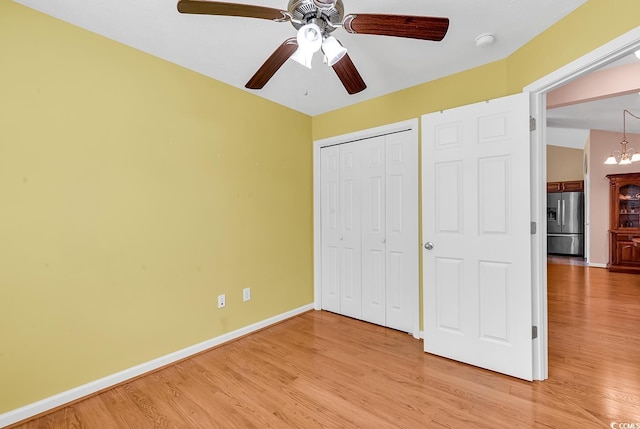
[530,116,537,131]
[531,221,537,235]
[532,326,538,339]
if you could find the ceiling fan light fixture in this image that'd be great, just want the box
[322,36,347,66]
[297,23,322,52]
[290,47,314,68]
[291,23,322,68]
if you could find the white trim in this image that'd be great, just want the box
[528,92,548,381]
[313,119,421,339]
[588,263,607,269]
[0,304,314,428]
[584,172,590,265]
[525,26,640,381]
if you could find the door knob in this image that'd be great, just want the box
[424,242,434,250]
[339,236,343,241]
[382,238,386,244]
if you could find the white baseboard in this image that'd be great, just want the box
[0,304,314,428]
[588,262,607,268]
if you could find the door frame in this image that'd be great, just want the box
[526,26,640,380]
[313,119,421,339]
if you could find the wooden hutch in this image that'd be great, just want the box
[607,173,640,273]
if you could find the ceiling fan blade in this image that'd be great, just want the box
[177,0,287,21]
[246,38,298,90]
[332,54,366,95]
[343,14,449,41]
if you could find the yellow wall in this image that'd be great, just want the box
[547,146,584,182]
[0,2,312,413]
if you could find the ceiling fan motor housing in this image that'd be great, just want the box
[288,0,344,34]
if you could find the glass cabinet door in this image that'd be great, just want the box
[618,184,640,228]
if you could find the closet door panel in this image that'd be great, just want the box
[361,136,386,326]
[339,142,362,319]
[320,146,341,312]
[385,131,418,333]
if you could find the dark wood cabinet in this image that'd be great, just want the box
[561,180,585,192]
[547,180,584,193]
[615,236,640,264]
[607,173,640,273]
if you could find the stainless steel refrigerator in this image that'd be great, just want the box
[547,192,584,256]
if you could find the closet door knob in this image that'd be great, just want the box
[424,242,434,250]
[339,236,343,241]
[382,238,386,244]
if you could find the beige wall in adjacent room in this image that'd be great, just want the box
[547,145,585,182]
[588,130,640,266]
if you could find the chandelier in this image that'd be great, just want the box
[604,109,640,165]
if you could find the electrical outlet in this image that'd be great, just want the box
[217,294,226,308]
[243,288,251,302]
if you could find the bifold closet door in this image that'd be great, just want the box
[338,143,362,319]
[384,131,418,333]
[361,132,417,332]
[320,145,340,313]
[320,142,362,319]
[361,136,386,326]
[321,131,416,332]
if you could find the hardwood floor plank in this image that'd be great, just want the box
[99,388,169,428]
[8,263,640,428]
[68,396,119,429]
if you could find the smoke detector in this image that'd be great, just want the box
[475,33,496,47]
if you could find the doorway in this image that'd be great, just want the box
[526,26,640,380]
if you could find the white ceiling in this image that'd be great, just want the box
[548,92,640,134]
[547,95,640,150]
[13,0,587,116]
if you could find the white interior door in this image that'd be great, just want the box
[422,93,533,380]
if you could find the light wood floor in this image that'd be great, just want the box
[10,264,640,428]
[546,254,588,266]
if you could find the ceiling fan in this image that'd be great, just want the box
[177,0,449,95]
